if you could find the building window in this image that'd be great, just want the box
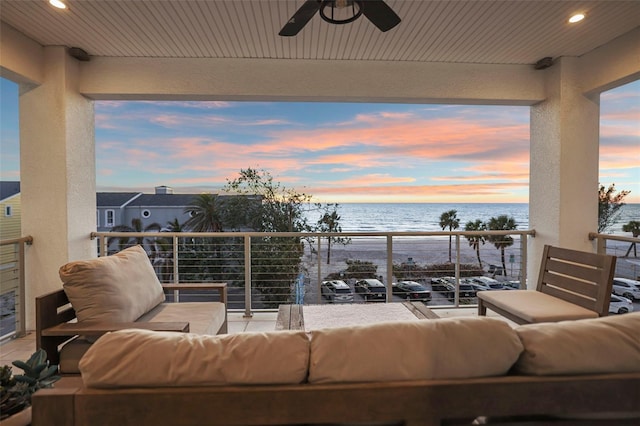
[96,210,100,227]
[106,210,115,227]
[142,209,151,218]
[4,206,12,217]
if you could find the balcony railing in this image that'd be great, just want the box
[92,230,536,316]
[0,236,32,339]
[590,232,640,281]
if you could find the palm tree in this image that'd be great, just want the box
[108,217,162,253]
[184,193,225,232]
[486,215,517,276]
[316,203,350,264]
[598,183,630,233]
[622,220,639,257]
[439,210,460,263]
[464,219,486,268]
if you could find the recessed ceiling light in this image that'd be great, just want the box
[49,0,67,9]
[568,13,585,24]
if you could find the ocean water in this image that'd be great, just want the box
[312,203,640,234]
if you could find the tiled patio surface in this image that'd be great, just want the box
[0,307,511,366]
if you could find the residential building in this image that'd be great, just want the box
[0,181,21,242]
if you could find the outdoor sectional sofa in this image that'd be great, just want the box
[33,312,640,426]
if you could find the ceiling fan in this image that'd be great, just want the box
[279,0,401,36]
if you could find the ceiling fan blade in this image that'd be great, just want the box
[361,0,401,32]
[279,0,322,36]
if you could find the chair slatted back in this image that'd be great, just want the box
[537,245,616,316]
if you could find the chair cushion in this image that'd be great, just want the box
[79,329,310,388]
[60,245,165,322]
[308,317,523,384]
[478,290,599,323]
[137,302,226,335]
[514,312,640,375]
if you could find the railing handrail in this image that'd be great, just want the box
[589,232,639,244]
[0,235,33,246]
[92,230,536,239]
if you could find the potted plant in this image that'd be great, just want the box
[0,349,60,426]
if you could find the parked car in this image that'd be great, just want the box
[443,278,477,299]
[504,280,522,290]
[609,294,634,314]
[321,280,354,303]
[392,281,431,302]
[430,277,450,292]
[470,276,505,290]
[612,277,640,301]
[354,278,386,301]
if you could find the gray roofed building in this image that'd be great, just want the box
[0,181,20,202]
[96,192,141,208]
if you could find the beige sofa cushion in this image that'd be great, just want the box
[137,302,226,335]
[79,329,310,388]
[60,245,165,322]
[308,317,523,384]
[58,302,227,375]
[514,312,640,375]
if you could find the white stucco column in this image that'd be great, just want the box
[20,46,96,329]
[528,57,600,286]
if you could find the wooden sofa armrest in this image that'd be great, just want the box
[162,282,228,305]
[41,321,190,337]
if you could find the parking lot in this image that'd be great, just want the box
[318,277,640,314]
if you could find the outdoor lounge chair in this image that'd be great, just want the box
[478,245,616,324]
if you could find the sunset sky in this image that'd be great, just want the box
[1,78,638,203]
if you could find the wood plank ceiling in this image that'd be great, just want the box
[1,1,638,65]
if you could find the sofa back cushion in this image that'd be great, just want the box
[60,245,165,322]
[308,317,523,384]
[79,329,310,387]
[514,312,640,375]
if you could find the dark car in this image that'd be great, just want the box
[354,278,387,301]
[430,277,450,292]
[444,279,477,299]
[392,281,431,302]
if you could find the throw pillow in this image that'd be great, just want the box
[60,245,165,322]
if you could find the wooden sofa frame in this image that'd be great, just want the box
[33,372,640,425]
[478,245,616,324]
[36,283,227,366]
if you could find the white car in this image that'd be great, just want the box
[612,277,640,301]
[609,294,634,315]
[321,280,354,303]
[470,276,505,290]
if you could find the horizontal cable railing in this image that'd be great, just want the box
[589,232,640,281]
[92,230,535,316]
[0,236,33,339]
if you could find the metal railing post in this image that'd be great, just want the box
[244,235,253,317]
[16,241,26,337]
[386,235,393,302]
[317,237,322,304]
[173,235,180,302]
[520,235,528,289]
[454,235,460,307]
